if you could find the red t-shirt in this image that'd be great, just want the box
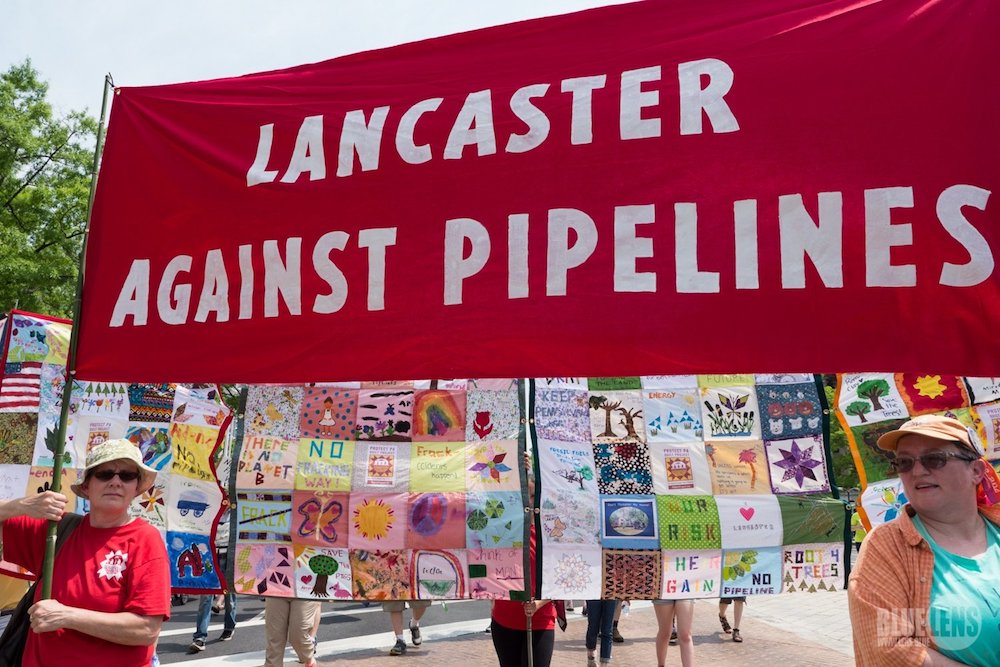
[3,515,171,667]
[491,530,556,631]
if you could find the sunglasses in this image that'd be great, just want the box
[890,451,976,474]
[92,469,141,482]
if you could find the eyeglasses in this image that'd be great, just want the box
[91,469,141,482]
[890,451,976,473]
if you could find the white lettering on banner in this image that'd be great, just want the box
[111,229,398,327]
[245,58,740,185]
[444,218,492,305]
[108,184,994,328]
[779,192,844,289]
[937,185,993,287]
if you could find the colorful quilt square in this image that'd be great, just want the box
[468,547,524,599]
[168,531,221,590]
[411,549,469,599]
[0,412,37,464]
[466,440,520,492]
[643,387,704,443]
[837,374,908,426]
[707,440,770,495]
[235,491,293,543]
[290,490,349,548]
[721,546,782,596]
[299,386,357,440]
[600,495,659,549]
[351,441,410,492]
[127,383,175,423]
[588,390,646,443]
[541,545,602,599]
[661,549,722,599]
[294,546,353,599]
[534,386,591,443]
[700,386,761,440]
[167,475,222,535]
[295,439,355,492]
[465,388,520,442]
[246,385,303,439]
[656,495,721,550]
[410,442,466,492]
[716,495,783,549]
[232,543,295,596]
[466,491,524,549]
[896,373,970,415]
[236,434,296,490]
[407,492,467,550]
[764,435,830,495]
[349,493,407,551]
[356,389,414,441]
[649,442,712,495]
[412,389,466,441]
[350,549,412,600]
[602,549,661,600]
[756,381,823,439]
[782,543,843,593]
[592,440,653,495]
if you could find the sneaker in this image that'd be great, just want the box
[390,639,407,656]
[187,639,206,654]
[219,629,235,641]
[670,627,678,645]
[587,657,597,667]
[151,654,161,667]
[612,624,624,643]
[409,623,422,646]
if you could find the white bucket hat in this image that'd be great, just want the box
[71,438,158,498]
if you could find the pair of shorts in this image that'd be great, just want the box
[720,597,746,603]
[382,599,433,613]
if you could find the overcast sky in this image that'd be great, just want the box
[2,0,631,117]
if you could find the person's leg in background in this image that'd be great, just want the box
[597,599,618,663]
[407,600,430,646]
[188,595,212,652]
[288,599,320,667]
[384,600,408,655]
[674,599,695,666]
[264,597,292,667]
[584,599,601,667]
[653,601,676,667]
[731,598,745,642]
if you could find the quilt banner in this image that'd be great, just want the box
[234,375,845,601]
[834,372,1000,530]
[76,0,1000,382]
[0,311,233,592]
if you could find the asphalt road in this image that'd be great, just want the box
[156,597,494,664]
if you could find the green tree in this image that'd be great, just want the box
[1,60,97,317]
[856,379,889,411]
[845,401,871,423]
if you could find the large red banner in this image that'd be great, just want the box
[77,0,1000,382]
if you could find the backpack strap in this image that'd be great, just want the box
[53,512,83,554]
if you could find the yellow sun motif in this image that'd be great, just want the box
[353,498,395,541]
[912,375,946,399]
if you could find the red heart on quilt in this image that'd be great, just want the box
[739,507,755,521]
[302,575,313,584]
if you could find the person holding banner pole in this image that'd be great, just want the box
[490,453,555,667]
[0,439,170,666]
[848,415,1000,667]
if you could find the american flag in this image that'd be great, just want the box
[0,361,42,411]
